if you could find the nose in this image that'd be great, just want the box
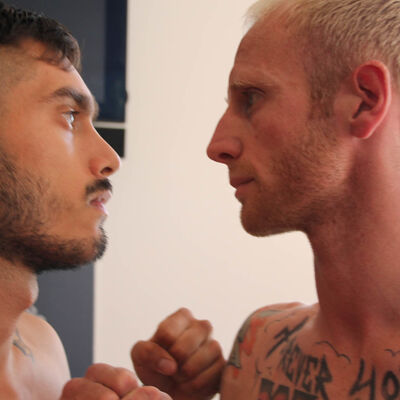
[207,111,242,164]
[89,129,121,178]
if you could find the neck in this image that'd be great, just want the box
[307,173,400,348]
[0,260,38,369]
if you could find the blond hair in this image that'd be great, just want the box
[246,0,400,114]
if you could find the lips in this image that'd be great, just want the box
[230,176,254,201]
[230,177,254,189]
[87,190,112,214]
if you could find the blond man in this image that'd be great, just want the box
[132,1,400,399]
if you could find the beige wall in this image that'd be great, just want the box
[94,0,317,388]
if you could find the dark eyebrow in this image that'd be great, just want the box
[42,87,99,120]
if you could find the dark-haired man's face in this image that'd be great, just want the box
[0,40,120,273]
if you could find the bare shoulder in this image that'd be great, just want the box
[236,301,314,336]
[228,302,315,365]
[18,311,70,379]
[222,302,318,399]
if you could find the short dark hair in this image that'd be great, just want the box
[0,1,81,70]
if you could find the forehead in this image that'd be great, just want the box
[229,17,307,91]
[7,39,95,113]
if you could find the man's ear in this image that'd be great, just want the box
[350,61,391,139]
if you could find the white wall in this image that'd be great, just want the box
[94,0,317,382]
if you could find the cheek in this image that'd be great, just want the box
[251,109,306,148]
[249,120,301,178]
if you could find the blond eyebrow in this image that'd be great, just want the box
[42,87,99,120]
[229,75,278,91]
[226,78,278,103]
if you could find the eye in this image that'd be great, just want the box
[63,110,79,129]
[242,89,263,115]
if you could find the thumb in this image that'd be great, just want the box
[131,340,178,379]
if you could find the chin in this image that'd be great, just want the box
[24,229,108,274]
[240,207,296,238]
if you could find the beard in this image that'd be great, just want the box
[0,150,109,274]
[240,115,348,237]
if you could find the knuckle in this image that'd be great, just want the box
[169,345,187,361]
[175,307,192,319]
[131,341,154,365]
[61,378,84,396]
[97,393,119,400]
[208,338,223,355]
[62,378,119,400]
[197,319,212,334]
[187,376,213,394]
[113,368,137,392]
[143,385,161,395]
[134,386,163,400]
[85,362,107,378]
[131,340,145,357]
[156,322,177,345]
[180,362,196,379]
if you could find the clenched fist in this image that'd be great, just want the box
[60,363,172,400]
[131,308,226,400]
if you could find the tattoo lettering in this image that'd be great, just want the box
[349,359,400,400]
[13,329,34,361]
[279,338,332,399]
[264,311,299,333]
[349,359,376,399]
[266,317,309,359]
[258,378,317,400]
[381,371,400,399]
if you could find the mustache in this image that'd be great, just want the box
[85,179,113,197]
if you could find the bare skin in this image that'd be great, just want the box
[0,38,116,398]
[221,303,400,400]
[0,263,69,399]
[133,9,400,400]
[132,308,225,400]
[0,38,173,399]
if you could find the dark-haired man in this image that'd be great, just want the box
[132,0,400,399]
[0,3,173,399]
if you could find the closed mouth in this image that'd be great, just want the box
[230,177,254,189]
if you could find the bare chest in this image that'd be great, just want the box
[221,313,400,400]
[1,348,66,400]
[0,373,64,400]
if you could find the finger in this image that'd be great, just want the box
[178,356,225,398]
[152,308,194,349]
[168,319,212,365]
[61,377,119,400]
[131,340,178,376]
[131,341,177,392]
[85,363,139,397]
[177,339,224,381]
[123,386,172,400]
